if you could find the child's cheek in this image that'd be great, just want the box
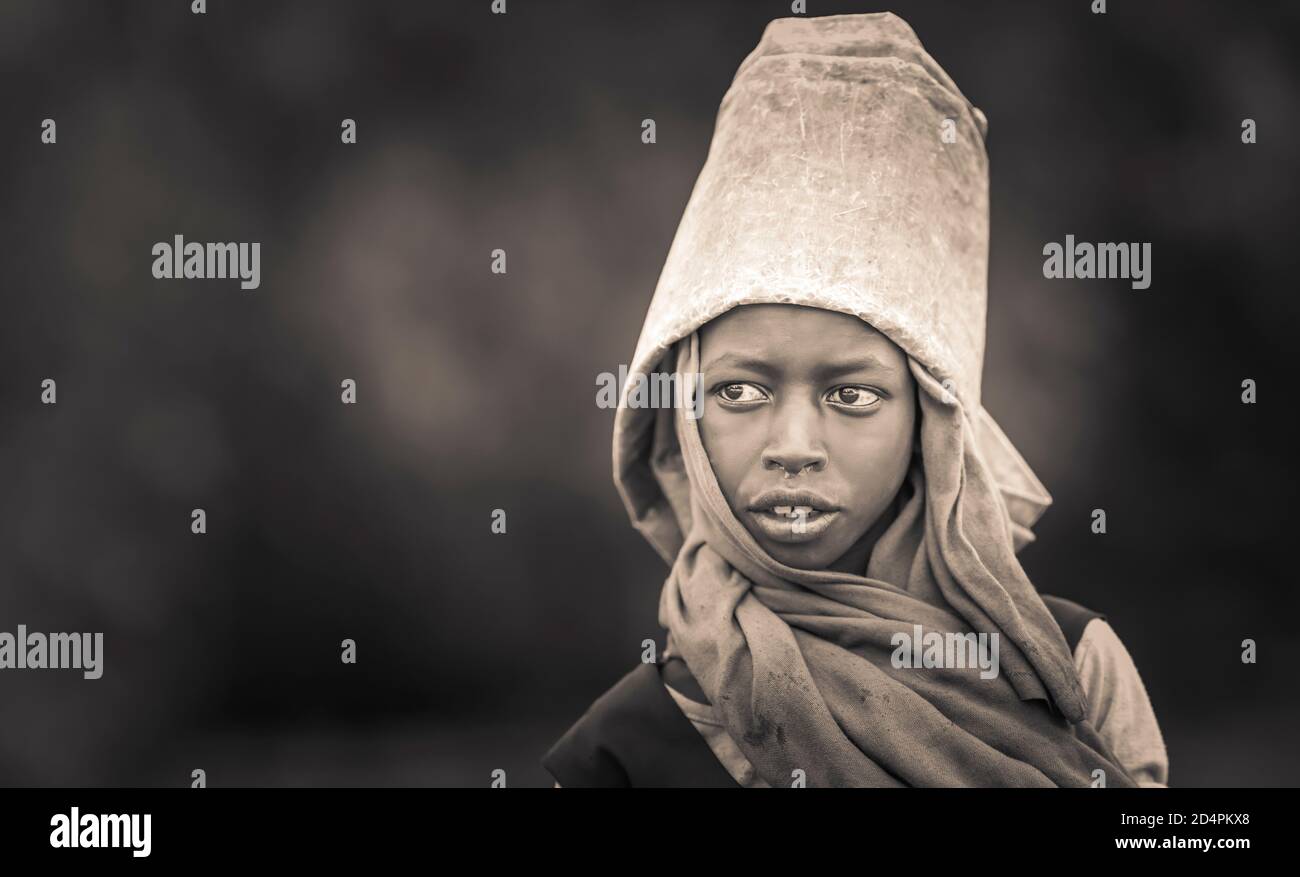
[832,425,913,510]
[698,408,766,508]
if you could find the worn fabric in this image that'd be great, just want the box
[652,335,1137,787]
[1073,620,1170,787]
[608,12,1153,787]
[615,12,1051,561]
[666,617,1170,788]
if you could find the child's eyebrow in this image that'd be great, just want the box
[700,353,778,377]
[814,356,900,380]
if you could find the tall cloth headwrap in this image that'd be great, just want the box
[612,13,1137,786]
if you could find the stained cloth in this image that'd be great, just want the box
[613,13,1137,786]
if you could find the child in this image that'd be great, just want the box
[544,12,1167,787]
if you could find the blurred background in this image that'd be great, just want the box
[0,0,1296,787]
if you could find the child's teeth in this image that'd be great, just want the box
[770,505,814,518]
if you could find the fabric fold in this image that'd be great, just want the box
[611,11,1126,786]
[655,335,1134,787]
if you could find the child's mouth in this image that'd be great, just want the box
[748,505,839,543]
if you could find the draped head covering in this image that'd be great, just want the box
[612,12,1136,786]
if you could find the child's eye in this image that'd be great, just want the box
[715,382,768,405]
[826,385,881,410]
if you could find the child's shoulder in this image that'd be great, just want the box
[1066,607,1169,786]
[541,661,740,788]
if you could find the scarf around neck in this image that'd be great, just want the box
[651,333,1137,788]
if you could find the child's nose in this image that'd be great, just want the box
[761,407,828,476]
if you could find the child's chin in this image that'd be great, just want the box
[761,539,842,572]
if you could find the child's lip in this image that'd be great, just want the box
[747,508,839,543]
[747,488,840,513]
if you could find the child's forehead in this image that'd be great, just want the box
[696,304,910,379]
[703,302,880,331]
[699,304,891,354]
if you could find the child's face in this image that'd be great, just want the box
[697,304,917,571]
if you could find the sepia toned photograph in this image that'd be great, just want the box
[0,0,1294,859]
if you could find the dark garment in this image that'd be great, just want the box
[542,594,1102,788]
